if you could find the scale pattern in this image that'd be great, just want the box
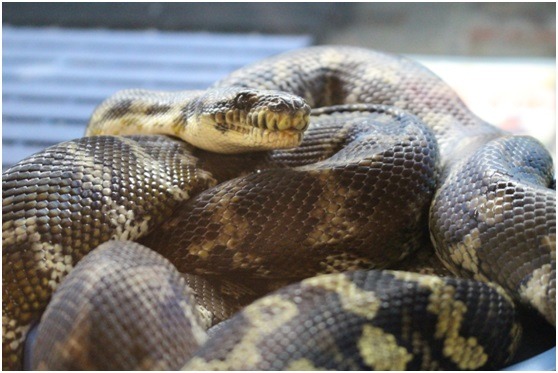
[430,135,556,324]
[2,46,555,370]
[30,241,207,370]
[140,107,439,280]
[185,270,520,370]
[2,136,215,369]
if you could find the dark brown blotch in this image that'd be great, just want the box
[233,91,260,111]
[145,104,172,116]
[102,99,134,120]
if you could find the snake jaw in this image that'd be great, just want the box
[224,87,310,134]
[184,87,310,152]
[248,109,309,133]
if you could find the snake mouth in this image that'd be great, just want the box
[248,109,309,132]
[211,108,310,135]
[192,87,311,152]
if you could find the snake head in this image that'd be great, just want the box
[231,88,310,131]
[189,87,311,153]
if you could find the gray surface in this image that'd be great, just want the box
[3,3,555,57]
[2,26,312,170]
[2,3,351,36]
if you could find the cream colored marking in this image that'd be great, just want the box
[411,331,440,370]
[389,271,488,369]
[473,193,514,226]
[302,274,380,319]
[66,142,154,243]
[4,135,209,365]
[178,299,208,345]
[183,295,299,370]
[2,319,30,359]
[426,283,487,368]
[319,252,374,274]
[2,220,16,246]
[508,322,523,357]
[346,66,400,104]
[301,170,361,249]
[321,48,349,67]
[358,324,413,370]
[40,306,97,370]
[187,191,251,264]
[519,263,555,325]
[393,100,409,110]
[389,270,444,287]
[421,112,457,132]
[541,235,556,254]
[489,281,516,305]
[285,358,324,371]
[92,139,193,242]
[31,242,74,291]
[420,112,464,154]
[446,228,489,281]
[194,304,214,330]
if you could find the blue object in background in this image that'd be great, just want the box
[504,347,556,371]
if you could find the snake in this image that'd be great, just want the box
[2,46,555,370]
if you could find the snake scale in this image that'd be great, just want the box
[2,46,555,370]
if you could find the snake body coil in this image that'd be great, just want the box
[2,46,555,370]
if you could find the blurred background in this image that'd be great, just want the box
[3,2,556,56]
[2,2,556,169]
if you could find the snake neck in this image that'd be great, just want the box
[85,90,203,139]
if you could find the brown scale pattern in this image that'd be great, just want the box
[3,46,555,370]
[140,107,439,280]
[213,45,555,324]
[184,270,521,370]
[180,273,272,327]
[430,135,556,324]
[2,135,214,369]
[213,46,503,165]
[30,241,206,370]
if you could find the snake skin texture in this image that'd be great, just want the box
[30,241,207,370]
[430,135,556,324]
[2,135,215,369]
[186,270,520,370]
[139,106,439,279]
[2,46,555,370]
[209,46,556,324]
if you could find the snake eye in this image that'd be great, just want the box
[267,98,290,112]
[234,90,259,109]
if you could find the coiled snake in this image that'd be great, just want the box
[2,46,555,370]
